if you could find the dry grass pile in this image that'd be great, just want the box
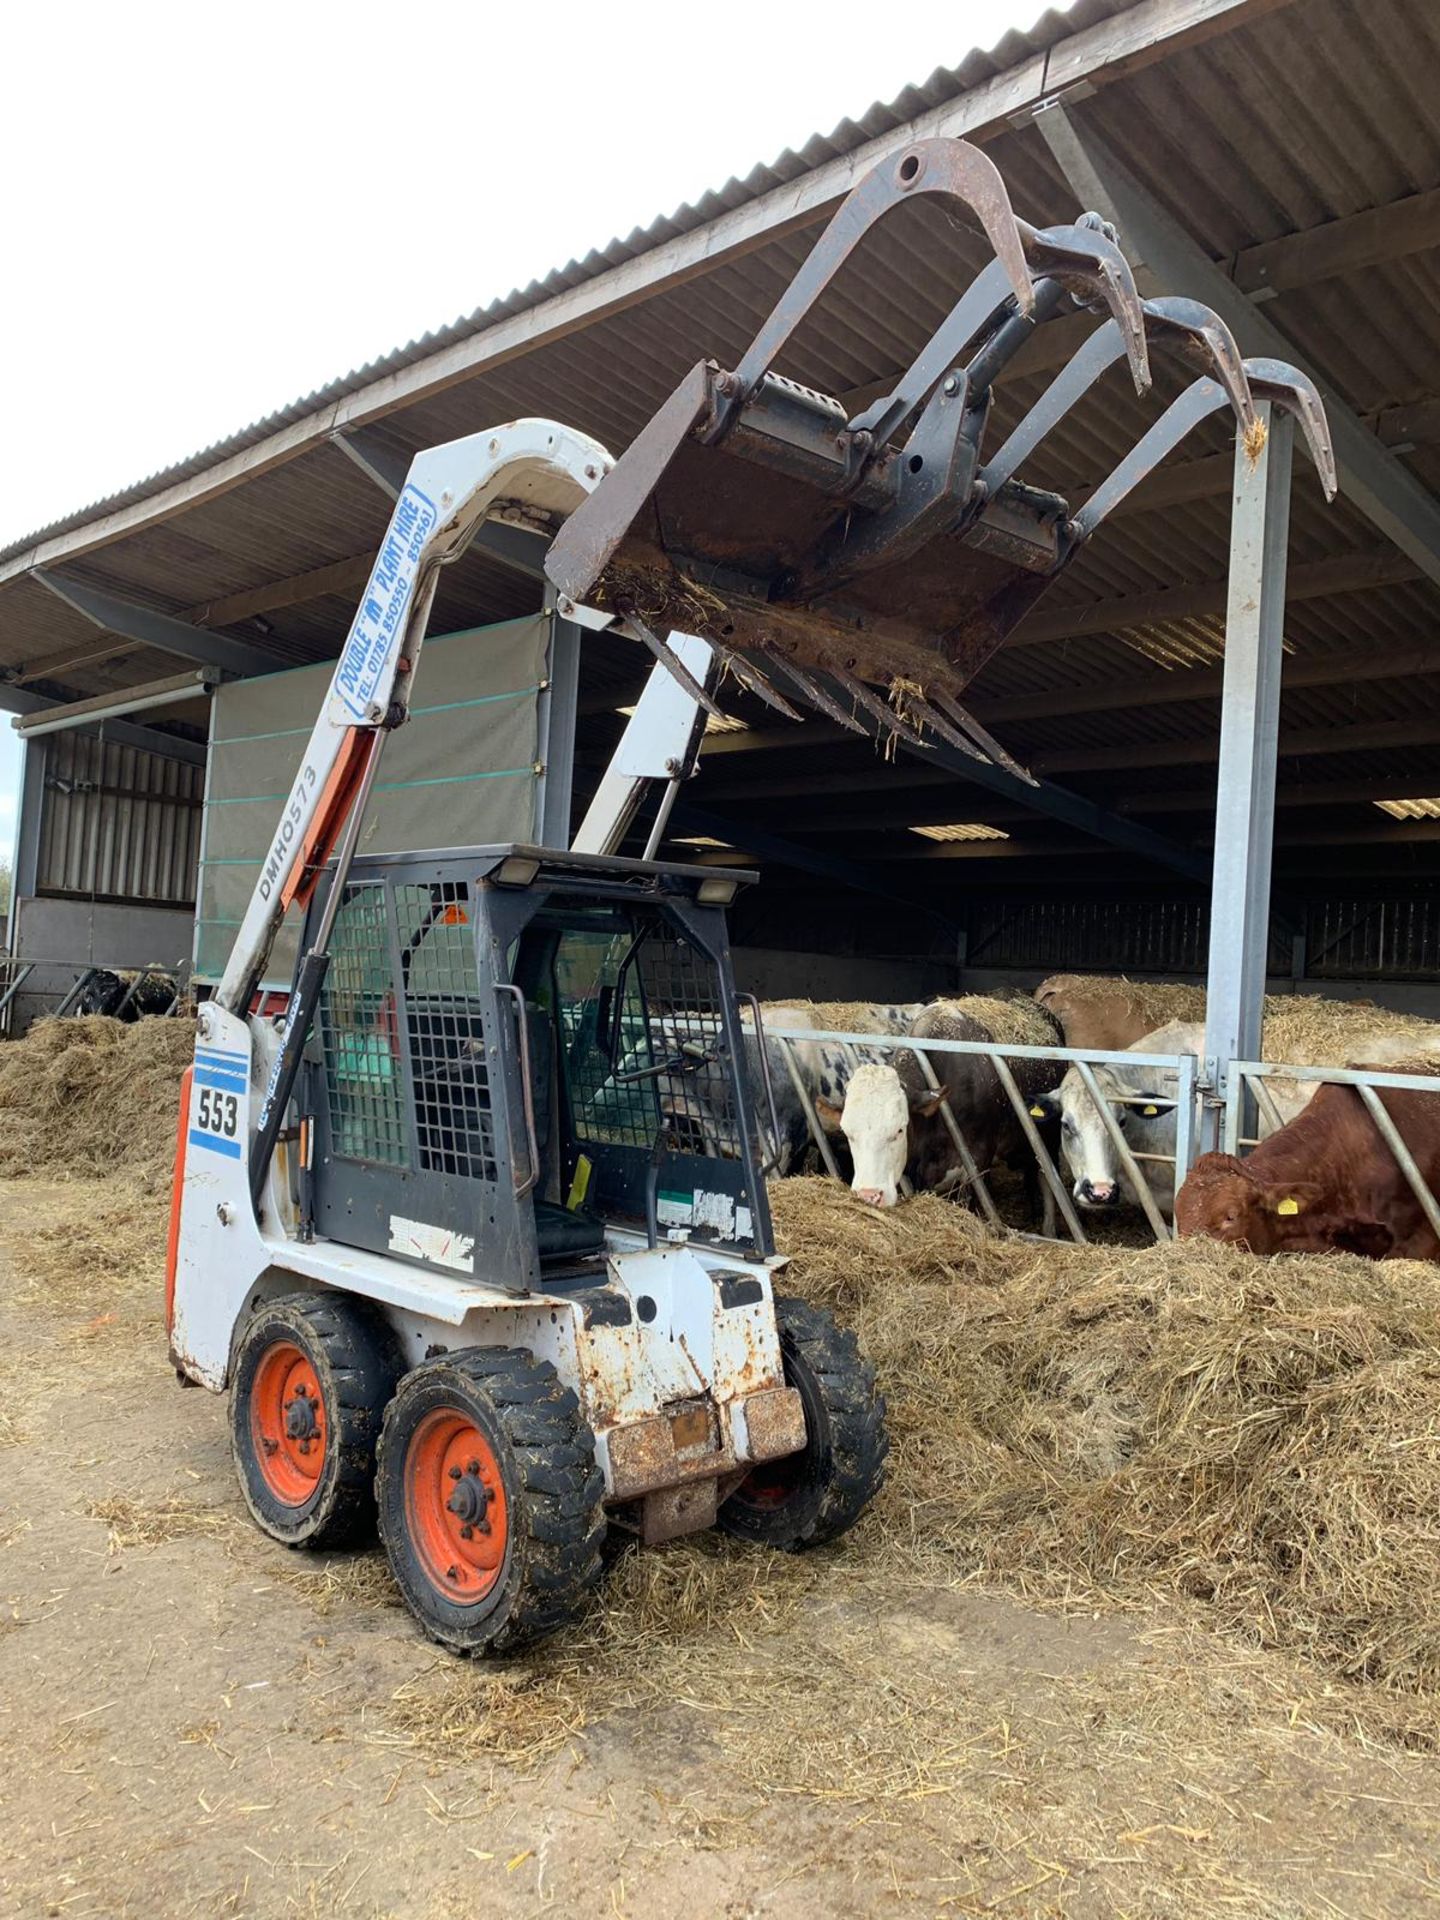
[769,998,913,1033]
[1261,996,1440,1065]
[1038,973,1208,1031]
[0,1015,192,1178]
[933,993,1058,1048]
[769,1178,1440,1702]
[4,1175,170,1308]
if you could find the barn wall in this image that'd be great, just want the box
[960,886,1440,983]
[731,944,954,1004]
[37,731,203,906]
[9,895,195,1032]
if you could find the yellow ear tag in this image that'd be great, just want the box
[1143,1104,1159,1116]
[1276,1195,1301,1216]
[1030,1104,1046,1118]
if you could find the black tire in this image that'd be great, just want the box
[375,1347,605,1657]
[230,1292,399,1550]
[717,1296,887,1551]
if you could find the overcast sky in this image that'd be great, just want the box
[0,0,1056,871]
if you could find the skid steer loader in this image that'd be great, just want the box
[168,135,1333,1656]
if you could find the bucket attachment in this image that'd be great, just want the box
[547,136,1336,763]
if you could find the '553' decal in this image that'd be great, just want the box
[190,1052,247,1160]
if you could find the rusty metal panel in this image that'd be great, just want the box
[36,730,203,906]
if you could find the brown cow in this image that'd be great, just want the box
[1174,1067,1440,1262]
[1034,975,1206,1053]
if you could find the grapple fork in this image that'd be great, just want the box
[546,136,1336,771]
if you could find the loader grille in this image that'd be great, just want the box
[394,882,497,1184]
[317,882,409,1166]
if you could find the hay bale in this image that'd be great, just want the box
[769,1177,1440,1699]
[0,1015,192,1178]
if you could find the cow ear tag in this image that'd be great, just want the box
[1142,1104,1159,1116]
[1276,1195,1301,1216]
[1030,1104,1046,1118]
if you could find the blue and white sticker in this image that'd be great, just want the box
[334,484,439,719]
[190,1048,246,1159]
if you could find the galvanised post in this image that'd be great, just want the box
[1201,401,1294,1150]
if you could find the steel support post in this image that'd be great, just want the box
[12,734,47,908]
[536,590,582,848]
[1200,402,1294,1148]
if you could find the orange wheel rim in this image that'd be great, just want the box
[251,1340,327,1505]
[405,1410,508,1605]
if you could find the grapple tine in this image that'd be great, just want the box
[711,137,1033,442]
[826,667,935,752]
[978,316,1130,496]
[1242,358,1339,500]
[854,218,1153,453]
[1021,223,1151,396]
[980,295,1258,499]
[613,601,726,720]
[761,651,872,735]
[1071,376,1236,538]
[846,256,1020,444]
[720,649,806,722]
[929,690,1039,785]
[1140,297,1256,440]
[894,693,991,764]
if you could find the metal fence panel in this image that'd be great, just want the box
[765,1022,1200,1244]
[1225,1059,1440,1240]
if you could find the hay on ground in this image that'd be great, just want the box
[0,1016,192,1178]
[769,1177,1440,1702]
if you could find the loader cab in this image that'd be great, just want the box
[300,845,771,1292]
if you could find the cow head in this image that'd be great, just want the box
[1175,1153,1392,1257]
[817,1062,941,1208]
[1046,1065,1179,1209]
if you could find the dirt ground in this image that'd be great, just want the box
[4,1178,1440,1919]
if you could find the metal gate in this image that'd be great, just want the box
[764,1020,1200,1245]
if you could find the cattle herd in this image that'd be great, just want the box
[719,974,1440,1265]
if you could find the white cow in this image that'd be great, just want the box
[1039,1019,1201,1219]
[1041,1013,1440,1218]
[640,1000,923,1173]
[826,999,1064,1219]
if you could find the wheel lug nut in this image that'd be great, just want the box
[460,1525,473,1540]
[445,1565,460,1581]
[467,1460,480,1475]
[448,1466,462,1480]
[477,1519,491,1535]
